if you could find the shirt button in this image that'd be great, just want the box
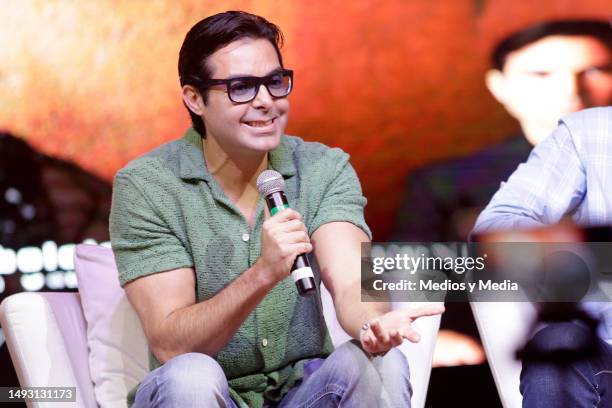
[242,233,250,242]
[262,338,268,347]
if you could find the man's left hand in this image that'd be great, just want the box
[359,304,445,356]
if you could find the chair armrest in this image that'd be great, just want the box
[0,292,97,408]
[393,301,441,408]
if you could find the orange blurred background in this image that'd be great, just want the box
[1,0,609,239]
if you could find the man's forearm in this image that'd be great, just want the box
[153,260,276,362]
[333,280,390,340]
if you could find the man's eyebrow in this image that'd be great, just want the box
[223,67,284,80]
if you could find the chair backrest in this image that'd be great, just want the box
[73,244,148,407]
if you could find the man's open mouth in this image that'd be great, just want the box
[243,118,274,127]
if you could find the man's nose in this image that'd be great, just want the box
[251,84,273,108]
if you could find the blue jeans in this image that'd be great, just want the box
[520,322,612,408]
[132,340,411,407]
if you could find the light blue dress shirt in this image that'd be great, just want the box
[474,107,612,344]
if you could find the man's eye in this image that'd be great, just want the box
[229,81,254,95]
[584,65,612,76]
[528,71,551,77]
[268,75,284,88]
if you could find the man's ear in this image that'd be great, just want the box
[182,85,205,115]
[485,69,508,104]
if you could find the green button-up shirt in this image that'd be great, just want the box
[110,128,371,407]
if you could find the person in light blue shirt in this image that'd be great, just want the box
[474,107,612,407]
[475,107,612,234]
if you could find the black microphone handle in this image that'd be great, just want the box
[264,191,317,296]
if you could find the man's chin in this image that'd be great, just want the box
[242,133,282,153]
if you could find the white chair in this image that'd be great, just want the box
[471,302,538,408]
[1,244,441,408]
[1,292,96,407]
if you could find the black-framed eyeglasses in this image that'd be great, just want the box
[200,69,293,104]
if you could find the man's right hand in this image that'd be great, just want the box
[258,208,312,282]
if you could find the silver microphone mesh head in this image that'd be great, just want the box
[256,169,285,196]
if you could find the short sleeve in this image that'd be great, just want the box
[307,151,372,239]
[110,170,193,286]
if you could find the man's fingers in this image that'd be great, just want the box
[283,230,311,245]
[370,319,390,344]
[265,213,308,237]
[361,329,381,354]
[390,330,403,347]
[402,327,421,343]
[408,304,445,320]
[278,219,308,233]
[270,208,302,222]
[287,242,312,255]
[362,334,375,349]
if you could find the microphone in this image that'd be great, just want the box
[256,169,317,296]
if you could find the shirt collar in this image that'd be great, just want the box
[178,128,297,181]
[178,128,211,181]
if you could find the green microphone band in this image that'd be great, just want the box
[270,204,290,216]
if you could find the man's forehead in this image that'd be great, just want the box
[205,37,281,77]
[504,35,611,72]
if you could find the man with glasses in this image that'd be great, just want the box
[110,11,442,408]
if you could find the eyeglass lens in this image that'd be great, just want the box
[228,72,292,103]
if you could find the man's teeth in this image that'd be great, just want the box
[245,119,273,127]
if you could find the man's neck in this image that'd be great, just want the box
[521,123,554,147]
[203,136,268,204]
